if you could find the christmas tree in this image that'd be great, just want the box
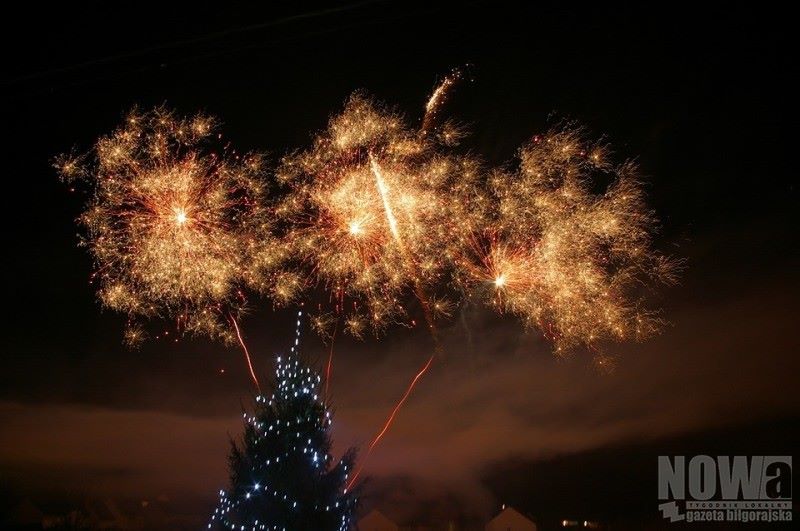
[209,310,358,530]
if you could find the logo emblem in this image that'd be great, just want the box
[658,456,792,523]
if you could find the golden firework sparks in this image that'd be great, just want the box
[275,93,486,336]
[421,65,470,134]
[55,107,277,348]
[460,128,678,352]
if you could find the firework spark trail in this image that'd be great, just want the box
[346,353,434,491]
[324,322,338,402]
[345,285,441,491]
[367,151,438,334]
[229,314,261,392]
[370,155,400,241]
[421,66,469,133]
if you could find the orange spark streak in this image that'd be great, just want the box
[324,324,338,402]
[229,314,260,392]
[367,354,434,452]
[346,353,434,490]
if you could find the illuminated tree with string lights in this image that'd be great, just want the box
[209,311,358,530]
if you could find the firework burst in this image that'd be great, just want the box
[460,127,678,353]
[55,107,276,348]
[275,93,486,337]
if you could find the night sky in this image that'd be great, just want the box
[0,2,796,529]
